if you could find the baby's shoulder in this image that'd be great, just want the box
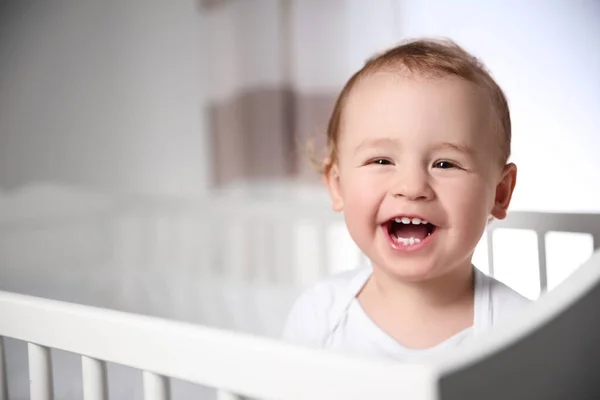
[281,267,370,346]
[303,267,368,302]
[286,266,369,317]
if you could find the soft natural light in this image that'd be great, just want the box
[491,229,541,300]
[545,232,594,291]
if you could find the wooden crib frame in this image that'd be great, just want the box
[1,191,599,399]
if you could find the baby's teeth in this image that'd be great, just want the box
[395,237,422,245]
[393,217,431,225]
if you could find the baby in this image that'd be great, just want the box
[282,38,531,361]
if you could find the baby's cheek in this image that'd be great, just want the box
[342,175,375,204]
[442,182,491,228]
[344,193,374,224]
[447,177,492,208]
[342,183,381,231]
[456,195,492,238]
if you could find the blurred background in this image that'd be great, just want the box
[0,0,599,397]
[2,0,599,204]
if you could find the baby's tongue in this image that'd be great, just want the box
[392,223,428,239]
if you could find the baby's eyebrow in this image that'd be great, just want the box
[353,138,398,155]
[434,142,475,155]
[353,139,474,156]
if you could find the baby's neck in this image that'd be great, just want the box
[371,263,474,311]
[357,263,475,349]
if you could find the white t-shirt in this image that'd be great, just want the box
[282,265,532,362]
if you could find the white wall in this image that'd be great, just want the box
[0,0,210,196]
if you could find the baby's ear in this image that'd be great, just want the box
[322,159,344,212]
[491,163,517,220]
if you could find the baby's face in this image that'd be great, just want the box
[325,71,516,281]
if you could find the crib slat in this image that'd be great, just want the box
[217,390,242,400]
[195,216,213,278]
[82,356,108,400]
[28,342,54,400]
[143,371,171,400]
[249,218,272,283]
[224,221,248,280]
[486,228,495,277]
[317,222,330,277]
[272,219,293,283]
[0,337,8,400]
[537,232,548,293]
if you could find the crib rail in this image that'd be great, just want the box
[0,290,437,400]
[3,186,600,305]
[2,187,600,398]
[0,338,7,400]
[488,211,600,293]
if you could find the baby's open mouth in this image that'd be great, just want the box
[385,216,437,246]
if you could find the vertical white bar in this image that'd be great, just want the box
[224,220,248,280]
[28,342,53,400]
[217,390,242,400]
[295,220,323,287]
[251,218,274,283]
[273,217,294,284]
[143,371,170,400]
[177,212,198,274]
[198,216,214,278]
[486,229,495,277]
[154,214,173,271]
[317,222,330,277]
[0,337,8,400]
[537,231,548,293]
[82,356,108,400]
[112,211,142,307]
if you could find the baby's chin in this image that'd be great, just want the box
[369,254,469,285]
[375,260,447,283]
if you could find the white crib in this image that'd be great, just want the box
[0,183,599,399]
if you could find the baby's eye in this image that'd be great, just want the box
[434,160,457,169]
[371,159,393,166]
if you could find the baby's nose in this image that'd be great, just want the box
[390,169,434,200]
